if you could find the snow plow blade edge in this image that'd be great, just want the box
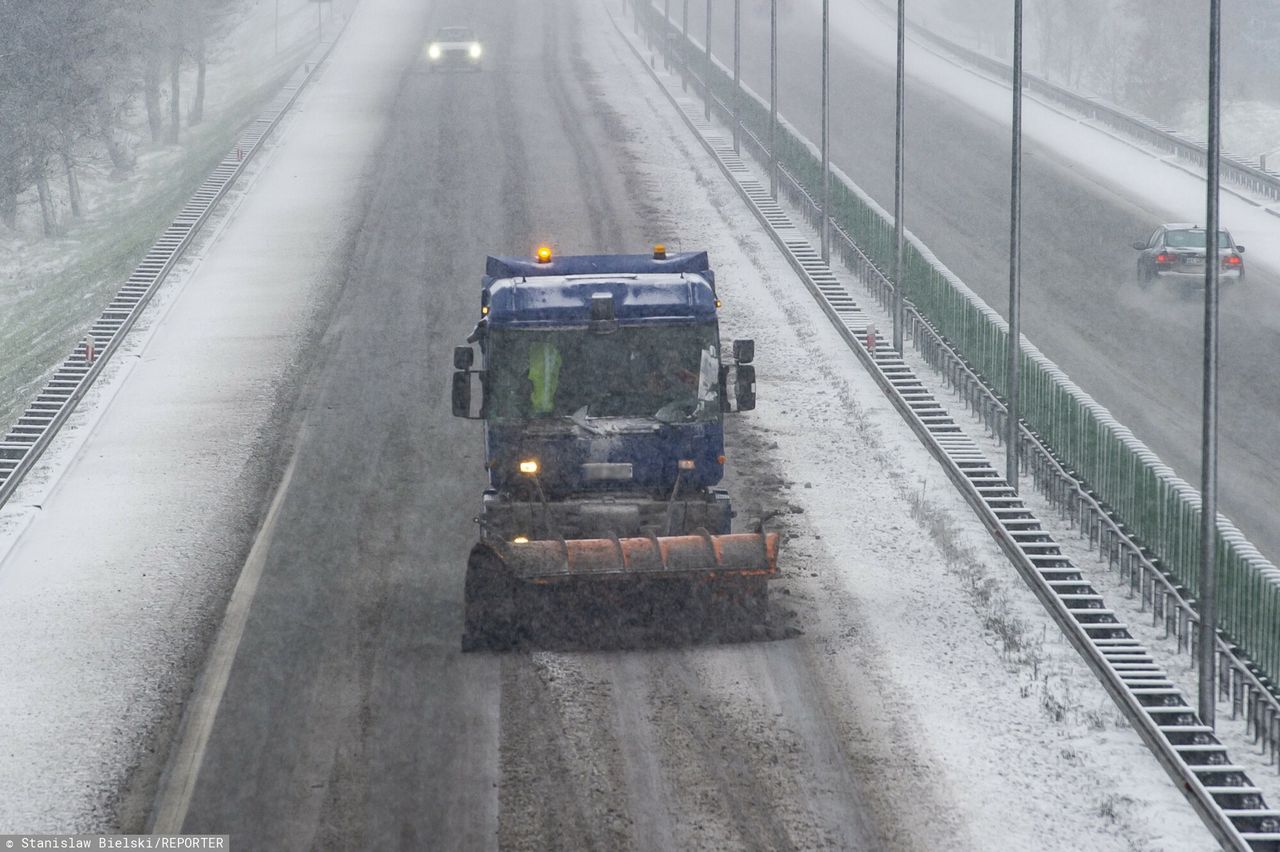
[491,532,780,582]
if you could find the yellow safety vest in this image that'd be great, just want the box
[528,341,561,415]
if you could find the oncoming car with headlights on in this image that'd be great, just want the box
[1133,223,1246,287]
[425,26,483,71]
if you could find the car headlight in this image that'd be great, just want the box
[469,42,482,59]
[427,43,441,60]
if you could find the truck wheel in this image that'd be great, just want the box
[461,545,522,652]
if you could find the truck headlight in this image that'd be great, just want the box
[427,43,441,60]
[519,459,539,475]
[469,42,482,59]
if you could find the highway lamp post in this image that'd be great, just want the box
[682,0,689,92]
[733,0,741,155]
[892,0,906,355]
[664,0,670,71]
[769,0,778,199]
[682,0,689,91]
[704,0,712,122]
[1198,0,1223,729]
[1006,0,1023,493]
[820,0,831,264]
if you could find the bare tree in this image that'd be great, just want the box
[189,3,207,125]
[167,5,183,145]
[143,45,164,143]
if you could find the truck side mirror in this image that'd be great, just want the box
[735,365,756,411]
[452,371,475,418]
[454,346,474,370]
[733,338,754,364]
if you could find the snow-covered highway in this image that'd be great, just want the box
[0,0,1263,848]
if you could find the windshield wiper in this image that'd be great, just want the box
[566,406,609,435]
[653,398,703,424]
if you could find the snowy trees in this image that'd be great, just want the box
[1228,0,1280,101]
[0,0,102,233]
[0,0,236,237]
[1024,0,1280,125]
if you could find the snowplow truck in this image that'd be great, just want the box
[451,247,780,650]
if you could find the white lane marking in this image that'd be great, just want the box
[149,452,299,833]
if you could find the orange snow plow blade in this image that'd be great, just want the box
[494,532,780,583]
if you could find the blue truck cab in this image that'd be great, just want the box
[452,248,756,544]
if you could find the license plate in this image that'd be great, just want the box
[1185,257,1203,265]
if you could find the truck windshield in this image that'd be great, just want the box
[487,326,720,422]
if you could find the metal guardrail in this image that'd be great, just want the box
[0,33,343,512]
[855,0,1280,205]
[622,4,1280,848]
[634,0,1280,733]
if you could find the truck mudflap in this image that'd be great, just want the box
[497,531,780,583]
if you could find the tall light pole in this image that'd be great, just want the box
[1199,0,1223,729]
[892,0,906,354]
[769,0,778,199]
[820,0,831,264]
[1006,0,1023,492]
[704,0,712,121]
[733,0,741,154]
[682,0,689,91]
[663,0,670,69]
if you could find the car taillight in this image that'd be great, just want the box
[1224,254,1242,266]
[1155,252,1175,264]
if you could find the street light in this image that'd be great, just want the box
[704,0,712,122]
[1198,0,1223,730]
[664,0,670,71]
[683,0,689,92]
[1006,0,1024,493]
[733,0,741,155]
[820,0,830,264]
[892,0,906,355]
[769,0,778,199]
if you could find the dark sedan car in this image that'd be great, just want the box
[1133,223,1245,285]
[425,26,483,71]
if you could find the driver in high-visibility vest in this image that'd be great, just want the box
[528,340,562,416]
